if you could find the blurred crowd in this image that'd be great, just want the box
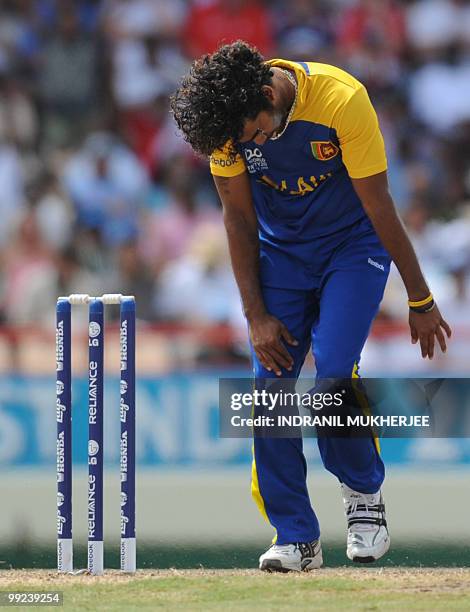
[0,0,469,371]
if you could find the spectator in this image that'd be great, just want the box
[337,0,406,56]
[336,0,406,92]
[30,171,75,251]
[156,223,239,323]
[274,0,335,62]
[62,131,149,246]
[139,154,221,268]
[38,5,99,146]
[110,32,188,109]
[1,206,55,323]
[13,244,102,327]
[103,0,186,40]
[0,139,25,246]
[0,74,38,149]
[148,101,196,176]
[107,241,158,321]
[409,60,470,133]
[406,0,462,56]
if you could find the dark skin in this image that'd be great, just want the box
[213,69,451,375]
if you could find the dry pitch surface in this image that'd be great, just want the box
[1,568,469,611]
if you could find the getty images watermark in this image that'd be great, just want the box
[229,388,429,429]
[219,378,470,438]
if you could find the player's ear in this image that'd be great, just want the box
[261,85,275,102]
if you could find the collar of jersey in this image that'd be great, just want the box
[266,58,309,123]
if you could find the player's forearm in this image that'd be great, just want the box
[352,173,430,301]
[213,173,267,321]
[364,194,429,300]
[223,210,267,321]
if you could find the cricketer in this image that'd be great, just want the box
[170,41,452,572]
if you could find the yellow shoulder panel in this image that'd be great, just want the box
[270,61,388,179]
[333,85,387,179]
[210,141,246,177]
[269,60,362,127]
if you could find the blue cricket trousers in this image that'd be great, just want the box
[251,232,391,544]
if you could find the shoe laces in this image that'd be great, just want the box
[345,492,383,533]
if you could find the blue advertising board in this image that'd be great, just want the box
[1,374,470,468]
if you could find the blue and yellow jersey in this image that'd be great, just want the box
[210,60,388,289]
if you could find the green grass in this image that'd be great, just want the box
[1,569,470,611]
[2,543,470,570]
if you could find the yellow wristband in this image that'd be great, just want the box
[408,293,433,308]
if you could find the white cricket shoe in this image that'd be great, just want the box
[259,539,323,572]
[342,483,390,563]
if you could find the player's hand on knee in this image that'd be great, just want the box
[249,314,298,376]
[409,305,452,359]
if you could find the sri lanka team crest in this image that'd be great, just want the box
[311,141,339,161]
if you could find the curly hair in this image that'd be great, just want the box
[170,41,273,158]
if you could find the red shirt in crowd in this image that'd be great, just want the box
[183,0,274,58]
[337,0,406,54]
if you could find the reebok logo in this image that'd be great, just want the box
[368,257,385,271]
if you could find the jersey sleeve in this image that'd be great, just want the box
[335,86,387,179]
[209,141,246,177]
